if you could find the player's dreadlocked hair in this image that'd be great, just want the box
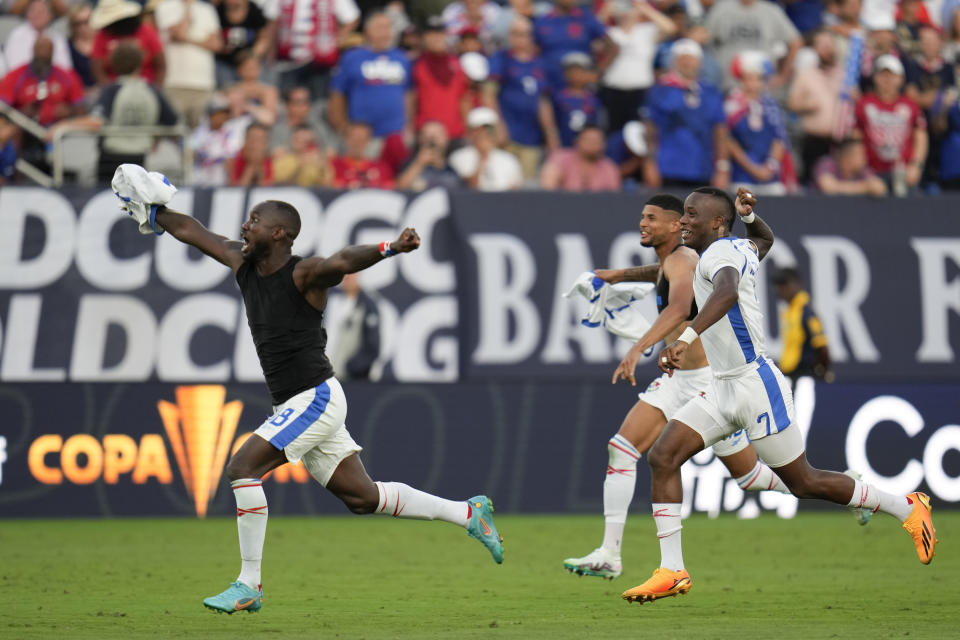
[692,186,737,233]
[644,193,684,216]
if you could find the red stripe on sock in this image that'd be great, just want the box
[740,467,763,490]
[392,489,401,516]
[232,482,262,490]
[237,506,267,517]
[377,483,387,513]
[606,465,635,476]
[608,440,640,460]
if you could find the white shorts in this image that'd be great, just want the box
[673,355,803,468]
[638,366,750,458]
[254,377,362,486]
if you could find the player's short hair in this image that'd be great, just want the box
[258,200,301,241]
[692,186,736,232]
[644,193,684,216]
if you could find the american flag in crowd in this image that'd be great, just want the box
[833,30,864,140]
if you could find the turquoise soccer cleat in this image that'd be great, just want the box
[202,581,263,614]
[466,495,503,564]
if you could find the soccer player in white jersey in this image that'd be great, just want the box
[621,186,937,604]
[563,193,793,580]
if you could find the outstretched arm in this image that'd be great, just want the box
[612,250,698,385]
[299,228,420,290]
[734,187,774,261]
[154,206,243,271]
[658,266,740,373]
[594,264,660,283]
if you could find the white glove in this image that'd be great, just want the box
[111,164,178,235]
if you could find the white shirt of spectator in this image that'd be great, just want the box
[4,22,73,72]
[191,114,252,186]
[603,22,660,91]
[155,0,221,91]
[704,0,799,88]
[280,0,359,63]
[449,146,522,191]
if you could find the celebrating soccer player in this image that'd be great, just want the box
[563,192,793,580]
[621,187,936,605]
[143,200,503,614]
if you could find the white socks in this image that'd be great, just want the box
[652,502,684,571]
[375,481,469,527]
[735,460,791,495]
[602,435,640,554]
[847,478,912,522]
[232,478,268,590]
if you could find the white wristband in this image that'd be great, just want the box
[678,326,699,345]
[740,211,756,224]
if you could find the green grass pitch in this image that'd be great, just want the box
[3,512,957,639]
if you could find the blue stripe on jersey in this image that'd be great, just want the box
[756,356,790,431]
[270,382,332,449]
[726,303,757,363]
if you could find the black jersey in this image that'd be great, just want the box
[655,245,697,321]
[236,256,335,405]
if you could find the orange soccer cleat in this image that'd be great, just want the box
[902,492,937,564]
[621,568,692,604]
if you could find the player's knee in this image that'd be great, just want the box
[343,492,378,515]
[225,455,250,482]
[647,441,678,473]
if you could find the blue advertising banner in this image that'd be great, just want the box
[0,380,956,517]
[1,187,958,385]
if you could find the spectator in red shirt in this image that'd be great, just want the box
[90,0,166,86]
[540,125,621,191]
[331,121,395,188]
[227,121,274,185]
[412,16,470,139]
[855,54,928,191]
[0,35,85,127]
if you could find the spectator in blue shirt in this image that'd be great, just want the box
[725,50,788,195]
[486,15,560,179]
[552,51,602,148]
[642,38,729,188]
[329,11,413,140]
[937,96,960,189]
[0,113,17,184]
[533,0,615,91]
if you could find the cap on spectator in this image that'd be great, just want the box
[458,25,481,38]
[874,54,904,75]
[206,93,230,115]
[730,50,774,79]
[623,121,647,157]
[863,11,896,31]
[467,106,499,128]
[423,15,446,32]
[671,38,703,60]
[562,51,593,69]
[90,0,142,29]
[460,52,489,82]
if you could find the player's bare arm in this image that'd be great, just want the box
[734,187,774,260]
[613,249,698,386]
[155,206,244,271]
[296,227,421,292]
[594,264,660,284]
[659,266,740,374]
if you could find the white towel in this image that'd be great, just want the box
[564,271,656,342]
[111,164,178,235]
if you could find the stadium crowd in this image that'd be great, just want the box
[1,0,959,194]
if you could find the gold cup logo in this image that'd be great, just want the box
[157,386,243,517]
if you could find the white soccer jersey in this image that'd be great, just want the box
[693,237,767,376]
